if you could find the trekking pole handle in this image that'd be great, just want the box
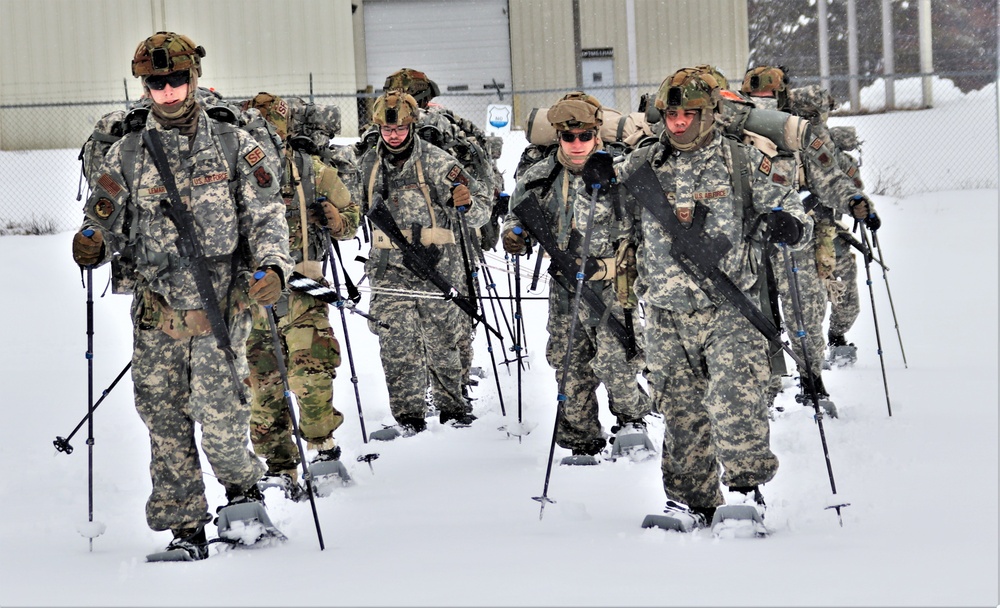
[82,229,94,237]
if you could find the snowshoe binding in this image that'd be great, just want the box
[795,373,839,418]
[825,332,858,369]
[641,499,714,533]
[258,470,306,502]
[609,420,656,462]
[560,437,606,466]
[146,523,210,562]
[712,486,769,538]
[308,446,352,496]
[215,483,286,546]
[370,415,427,441]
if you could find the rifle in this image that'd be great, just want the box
[142,129,248,405]
[511,193,639,361]
[365,197,501,338]
[621,162,807,372]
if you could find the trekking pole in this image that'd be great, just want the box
[54,360,131,455]
[316,225,379,472]
[869,228,907,368]
[455,199,508,418]
[78,248,106,548]
[533,152,610,519]
[858,224,893,416]
[778,243,850,525]
[512,250,526,441]
[258,279,325,550]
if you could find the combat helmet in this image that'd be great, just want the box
[371,91,419,126]
[741,65,789,110]
[132,31,205,78]
[694,64,730,91]
[788,84,836,123]
[654,67,721,151]
[546,91,604,131]
[829,126,861,152]
[383,68,440,107]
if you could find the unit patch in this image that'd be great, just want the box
[97,173,123,197]
[254,166,273,188]
[846,166,857,178]
[446,164,464,183]
[810,137,824,151]
[244,146,266,167]
[94,198,115,220]
[818,152,831,166]
[758,156,772,175]
[772,173,788,185]
[192,172,229,187]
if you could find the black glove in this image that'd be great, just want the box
[864,212,882,231]
[766,210,803,245]
[580,151,615,192]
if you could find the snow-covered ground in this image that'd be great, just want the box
[0,79,996,607]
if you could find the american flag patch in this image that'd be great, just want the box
[810,137,824,151]
[847,166,857,177]
[244,146,266,167]
[98,173,123,197]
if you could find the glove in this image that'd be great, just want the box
[849,194,872,220]
[248,268,283,306]
[864,212,882,231]
[310,200,344,233]
[502,227,527,255]
[766,210,803,245]
[72,229,104,266]
[580,151,615,191]
[452,183,471,211]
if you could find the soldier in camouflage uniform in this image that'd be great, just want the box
[825,125,866,355]
[357,91,490,438]
[239,94,361,493]
[71,32,293,559]
[741,69,878,403]
[502,92,650,458]
[616,68,812,524]
[380,68,506,403]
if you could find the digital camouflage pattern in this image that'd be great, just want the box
[358,136,490,422]
[80,107,292,533]
[506,156,647,452]
[247,144,359,471]
[617,131,809,508]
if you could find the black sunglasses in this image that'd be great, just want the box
[145,71,190,91]
[559,130,596,143]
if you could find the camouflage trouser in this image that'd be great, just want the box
[645,303,778,509]
[545,281,647,451]
[132,308,265,532]
[247,292,343,473]
[772,240,827,375]
[369,292,466,420]
[457,314,475,386]
[828,237,860,337]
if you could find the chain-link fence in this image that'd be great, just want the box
[2,73,996,234]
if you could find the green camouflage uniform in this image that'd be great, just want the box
[81,110,293,532]
[506,155,647,452]
[358,136,490,423]
[247,150,360,473]
[618,131,811,510]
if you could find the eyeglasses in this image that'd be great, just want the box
[145,71,190,91]
[380,125,410,136]
[559,130,596,143]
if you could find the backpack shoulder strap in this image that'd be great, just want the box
[723,137,758,241]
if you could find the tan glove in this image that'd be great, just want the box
[452,183,471,210]
[72,229,104,266]
[502,227,527,255]
[248,268,283,306]
[310,200,344,233]
[849,194,872,220]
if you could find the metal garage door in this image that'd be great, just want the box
[364,0,512,131]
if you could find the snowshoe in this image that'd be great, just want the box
[795,374,839,418]
[369,416,427,441]
[641,499,714,533]
[560,438,605,466]
[712,486,769,538]
[470,366,487,380]
[609,421,656,462]
[440,410,477,428]
[258,471,306,502]
[215,484,286,546]
[308,447,352,496]
[824,332,858,369]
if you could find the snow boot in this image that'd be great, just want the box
[308,445,352,495]
[440,410,477,428]
[215,482,286,545]
[258,469,306,502]
[609,419,656,461]
[794,373,838,418]
[712,486,769,538]
[146,523,210,562]
[825,331,858,369]
[370,415,427,441]
[560,437,606,466]
[641,499,714,533]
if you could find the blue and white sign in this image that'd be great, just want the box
[486,104,512,135]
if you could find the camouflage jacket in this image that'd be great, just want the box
[357,136,490,291]
[617,132,812,314]
[82,110,293,310]
[279,146,360,267]
[505,154,632,261]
